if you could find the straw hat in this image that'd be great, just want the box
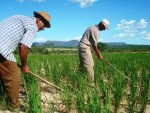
[34,11,51,28]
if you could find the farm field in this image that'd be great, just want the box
[0,52,150,113]
[47,47,77,52]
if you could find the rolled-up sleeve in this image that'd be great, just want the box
[20,25,37,48]
[90,30,98,46]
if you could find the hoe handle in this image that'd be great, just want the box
[17,64,63,91]
[102,59,131,81]
[92,51,131,81]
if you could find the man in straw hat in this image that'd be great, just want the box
[78,19,109,87]
[0,11,51,111]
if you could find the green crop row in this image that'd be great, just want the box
[1,52,149,113]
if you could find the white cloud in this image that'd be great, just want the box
[99,38,105,42]
[113,33,127,38]
[70,0,97,8]
[73,36,82,41]
[63,36,82,42]
[115,19,149,40]
[33,37,47,42]
[114,33,137,39]
[139,30,146,35]
[129,33,136,38]
[137,19,147,29]
[139,31,150,40]
[115,19,136,30]
[144,32,150,40]
[63,38,70,42]
[124,29,138,33]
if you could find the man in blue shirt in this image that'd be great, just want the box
[0,11,51,111]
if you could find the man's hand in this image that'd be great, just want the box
[98,54,103,60]
[19,43,29,73]
[21,65,30,74]
[92,45,103,60]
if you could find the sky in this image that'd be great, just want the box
[0,0,150,45]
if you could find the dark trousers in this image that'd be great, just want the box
[0,54,21,108]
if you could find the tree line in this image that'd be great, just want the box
[14,42,150,54]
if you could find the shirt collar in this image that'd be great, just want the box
[31,17,38,31]
[32,17,36,22]
[95,25,100,31]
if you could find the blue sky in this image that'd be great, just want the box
[0,0,150,45]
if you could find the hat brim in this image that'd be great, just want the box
[34,11,51,28]
[101,22,108,30]
[105,27,109,30]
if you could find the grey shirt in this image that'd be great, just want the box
[80,25,100,46]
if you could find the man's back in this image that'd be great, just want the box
[80,25,99,46]
[0,15,38,62]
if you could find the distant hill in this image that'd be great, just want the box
[32,40,150,52]
[33,40,79,47]
[107,42,127,45]
[33,40,128,47]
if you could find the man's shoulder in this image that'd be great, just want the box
[12,15,36,25]
[2,15,32,24]
[88,25,95,28]
[11,15,31,20]
[88,25,99,31]
[7,15,37,29]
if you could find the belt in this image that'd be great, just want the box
[80,41,91,46]
[0,54,6,63]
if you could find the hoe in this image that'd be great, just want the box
[18,64,63,91]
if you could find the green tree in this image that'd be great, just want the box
[30,46,49,54]
[44,42,55,48]
[97,42,108,52]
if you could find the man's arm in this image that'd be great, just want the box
[92,45,103,60]
[19,43,30,73]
